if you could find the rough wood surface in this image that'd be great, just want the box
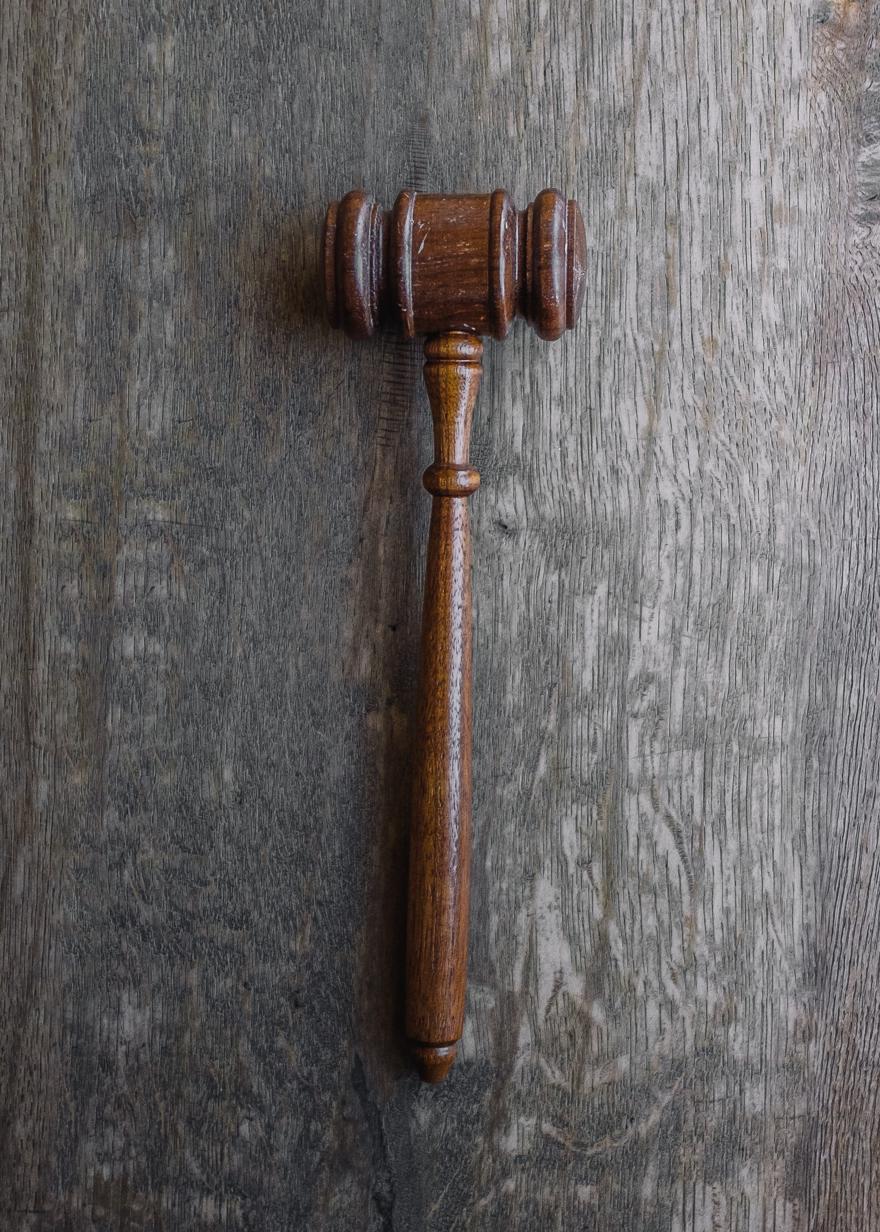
[2,0,879,1228]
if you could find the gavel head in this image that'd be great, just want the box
[322,189,586,342]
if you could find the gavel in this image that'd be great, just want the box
[322,188,586,1081]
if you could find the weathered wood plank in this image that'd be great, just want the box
[1,0,879,1228]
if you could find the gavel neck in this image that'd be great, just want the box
[422,331,483,498]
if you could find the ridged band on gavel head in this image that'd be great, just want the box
[322,189,586,342]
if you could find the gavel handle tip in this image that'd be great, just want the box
[411,1042,458,1084]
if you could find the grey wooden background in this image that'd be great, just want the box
[2,0,880,1228]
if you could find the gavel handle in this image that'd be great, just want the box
[405,331,483,1083]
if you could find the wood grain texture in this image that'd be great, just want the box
[1,0,879,1228]
[322,188,586,341]
[406,332,482,1084]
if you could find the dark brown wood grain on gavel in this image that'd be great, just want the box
[323,189,586,1082]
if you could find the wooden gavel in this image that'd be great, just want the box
[322,188,586,1081]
